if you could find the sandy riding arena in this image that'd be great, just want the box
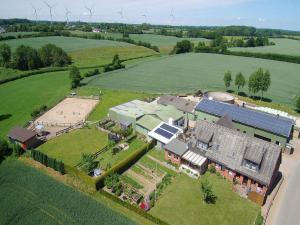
[35,97,99,127]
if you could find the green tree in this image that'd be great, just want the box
[80,153,98,174]
[248,71,260,95]
[260,70,271,98]
[69,66,81,89]
[223,70,232,89]
[0,43,11,67]
[295,96,300,112]
[0,139,11,159]
[235,72,246,91]
[172,40,194,54]
[201,179,217,204]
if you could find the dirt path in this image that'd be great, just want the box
[126,170,157,195]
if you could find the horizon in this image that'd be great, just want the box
[0,0,299,31]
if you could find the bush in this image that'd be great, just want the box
[254,213,264,225]
[12,144,23,157]
[208,165,216,174]
[0,139,11,159]
[84,68,100,77]
[31,105,48,118]
[201,179,217,204]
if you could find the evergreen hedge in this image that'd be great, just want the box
[31,149,65,174]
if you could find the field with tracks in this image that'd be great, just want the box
[0,159,136,225]
[85,53,300,106]
[230,38,300,56]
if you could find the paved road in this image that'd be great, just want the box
[274,159,300,225]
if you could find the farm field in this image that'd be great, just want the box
[85,53,300,106]
[2,36,131,52]
[230,38,300,56]
[129,34,210,53]
[0,159,136,225]
[0,70,70,138]
[150,173,260,225]
[39,128,108,166]
[70,45,157,67]
[0,31,38,37]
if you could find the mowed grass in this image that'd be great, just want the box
[150,173,260,225]
[77,87,154,121]
[85,53,300,106]
[39,128,108,166]
[230,38,300,56]
[0,71,70,138]
[70,45,157,67]
[2,36,130,52]
[0,159,136,225]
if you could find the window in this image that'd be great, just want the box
[198,141,208,150]
[243,160,259,171]
[168,152,171,157]
[174,155,179,160]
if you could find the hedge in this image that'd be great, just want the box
[31,149,65,174]
[97,189,170,225]
[95,140,155,189]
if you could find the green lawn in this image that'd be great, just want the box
[147,148,166,161]
[70,45,157,67]
[0,32,38,37]
[77,87,154,121]
[150,173,260,225]
[0,70,70,138]
[0,159,137,225]
[2,36,131,52]
[230,38,300,56]
[85,53,300,106]
[97,138,145,170]
[39,128,108,166]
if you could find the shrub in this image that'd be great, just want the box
[201,179,217,204]
[0,139,11,158]
[208,165,216,174]
[31,105,48,118]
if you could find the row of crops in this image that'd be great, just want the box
[0,159,137,225]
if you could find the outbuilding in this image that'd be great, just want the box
[8,127,38,150]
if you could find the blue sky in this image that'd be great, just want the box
[0,0,299,31]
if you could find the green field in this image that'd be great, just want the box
[2,36,131,52]
[150,173,260,225]
[0,159,136,225]
[85,53,300,106]
[0,71,70,138]
[0,31,38,37]
[39,128,108,166]
[230,38,300,56]
[70,45,157,67]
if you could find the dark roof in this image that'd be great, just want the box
[164,139,188,156]
[189,120,281,186]
[195,99,294,138]
[216,115,234,129]
[8,127,36,142]
[158,95,197,113]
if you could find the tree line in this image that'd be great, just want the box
[223,68,271,98]
[0,43,71,70]
[31,149,65,174]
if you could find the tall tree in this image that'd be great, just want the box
[248,71,260,95]
[260,70,271,98]
[235,72,246,91]
[0,43,11,67]
[223,70,232,89]
[69,66,81,89]
[172,40,194,54]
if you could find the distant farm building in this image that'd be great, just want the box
[0,27,5,33]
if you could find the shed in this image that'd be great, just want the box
[8,127,38,150]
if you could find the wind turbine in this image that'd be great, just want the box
[85,5,94,21]
[117,8,124,22]
[141,10,148,23]
[170,8,175,24]
[65,7,71,24]
[30,3,38,22]
[43,1,56,24]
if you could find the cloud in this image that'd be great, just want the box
[258,17,266,22]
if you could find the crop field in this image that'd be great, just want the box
[230,38,300,56]
[0,70,70,138]
[2,36,131,52]
[149,173,259,225]
[70,45,157,67]
[85,53,300,106]
[0,159,136,225]
[0,31,38,37]
[39,128,108,166]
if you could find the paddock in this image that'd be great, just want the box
[34,97,98,127]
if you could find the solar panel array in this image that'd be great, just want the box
[154,128,173,139]
[161,123,179,134]
[195,99,294,137]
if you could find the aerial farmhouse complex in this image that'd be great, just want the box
[108,94,295,204]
